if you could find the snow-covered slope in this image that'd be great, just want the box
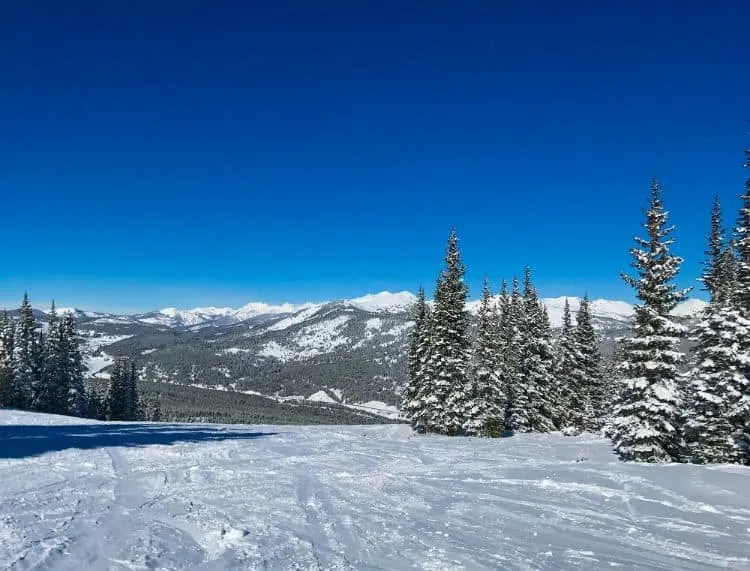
[0,410,747,570]
[345,291,417,313]
[138,302,318,328]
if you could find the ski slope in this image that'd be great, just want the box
[0,410,748,570]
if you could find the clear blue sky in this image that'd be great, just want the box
[1,1,748,312]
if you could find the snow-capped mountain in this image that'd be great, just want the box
[16,291,708,410]
[137,301,318,328]
[129,291,417,329]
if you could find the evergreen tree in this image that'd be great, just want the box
[685,306,748,463]
[402,287,433,432]
[86,384,108,420]
[554,298,586,430]
[684,198,749,463]
[504,277,525,431]
[729,148,750,461]
[36,302,66,414]
[61,312,87,417]
[143,396,162,421]
[702,196,725,302]
[410,297,436,433]
[576,295,605,430]
[129,360,142,420]
[12,293,38,409]
[423,229,471,435]
[107,358,130,420]
[465,277,505,436]
[0,311,15,406]
[516,267,556,432]
[611,179,689,462]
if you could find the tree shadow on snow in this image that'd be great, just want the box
[0,423,278,459]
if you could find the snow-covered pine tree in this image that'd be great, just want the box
[516,267,557,432]
[424,229,471,435]
[402,286,432,431]
[0,311,16,407]
[729,148,750,462]
[128,360,141,420]
[611,179,690,462]
[702,196,725,302]
[683,196,748,463]
[576,295,606,430]
[553,298,586,430]
[411,277,441,432]
[35,302,66,414]
[12,293,38,409]
[61,312,87,417]
[106,358,128,420]
[504,277,525,431]
[465,277,505,436]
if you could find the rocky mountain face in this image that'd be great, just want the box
[24,292,707,416]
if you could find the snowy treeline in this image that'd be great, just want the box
[0,294,154,421]
[611,168,750,464]
[403,151,750,467]
[401,230,606,437]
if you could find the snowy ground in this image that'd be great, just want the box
[0,410,748,570]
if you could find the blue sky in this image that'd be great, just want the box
[1,1,748,312]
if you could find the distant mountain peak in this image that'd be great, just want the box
[344,291,417,313]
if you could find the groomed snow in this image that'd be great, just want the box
[0,410,748,570]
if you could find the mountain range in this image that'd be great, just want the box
[15,291,707,419]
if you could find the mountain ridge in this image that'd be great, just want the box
[28,290,707,329]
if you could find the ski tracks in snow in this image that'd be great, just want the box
[0,415,749,570]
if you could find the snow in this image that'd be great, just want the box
[383,322,413,337]
[217,347,251,355]
[306,390,337,403]
[85,355,114,377]
[346,400,401,419]
[82,334,134,377]
[258,316,351,363]
[672,298,709,317]
[257,341,296,362]
[266,305,323,332]
[292,315,351,354]
[149,302,319,328]
[365,317,383,331]
[140,348,157,355]
[1,410,748,570]
[346,291,417,313]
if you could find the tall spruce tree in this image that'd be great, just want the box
[107,357,140,421]
[611,179,689,462]
[516,267,556,432]
[576,295,605,430]
[702,196,725,302]
[684,197,748,463]
[729,149,750,462]
[402,286,432,431]
[424,229,471,435]
[0,311,15,406]
[554,299,586,430]
[61,312,87,416]
[36,302,66,414]
[504,277,525,431]
[12,293,38,409]
[465,277,505,436]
